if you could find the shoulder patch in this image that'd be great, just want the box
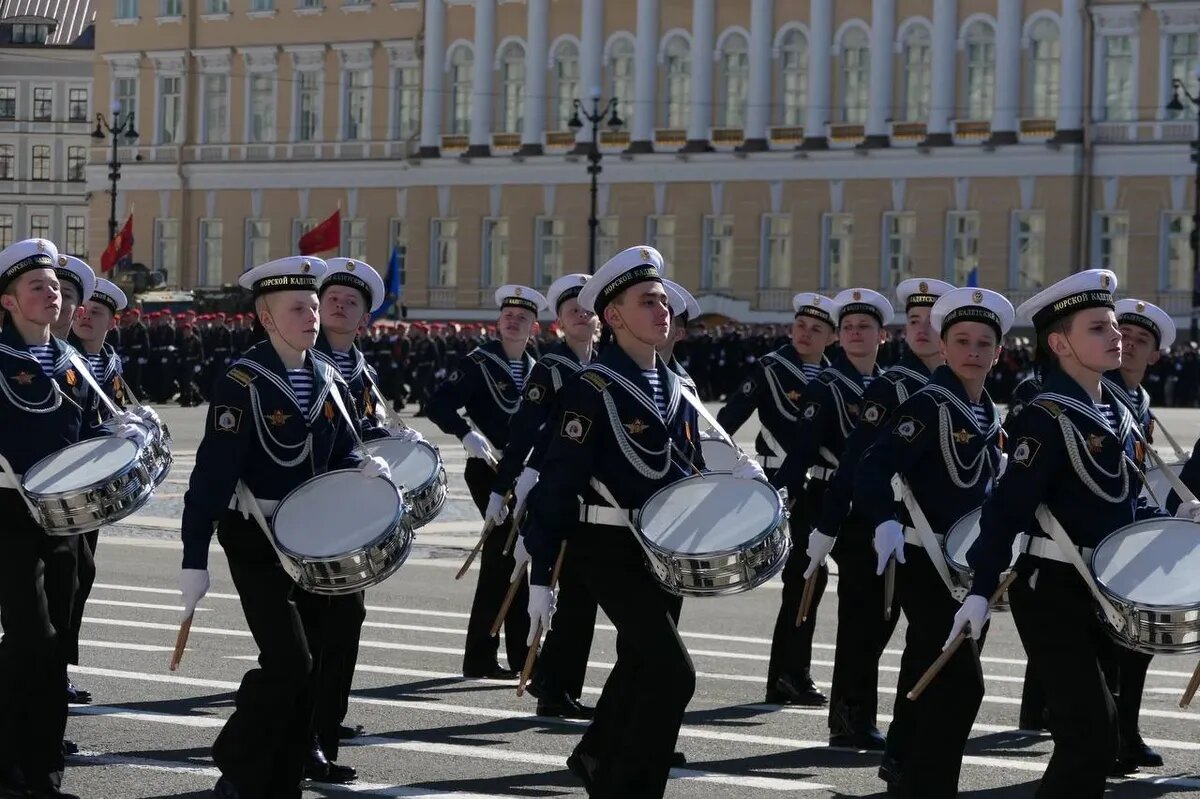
[740,378,756,395]
[862,401,886,426]
[581,372,609,392]
[560,411,593,443]
[894,416,925,441]
[468,351,486,363]
[1031,399,1062,417]
[228,367,255,387]
[1011,437,1041,467]
[448,369,463,383]
[213,405,242,434]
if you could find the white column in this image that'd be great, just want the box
[802,0,833,147]
[926,0,956,144]
[575,0,604,149]
[629,0,659,151]
[685,0,715,149]
[468,0,496,154]
[1058,0,1085,139]
[743,0,773,149]
[418,0,445,154]
[991,0,1021,142]
[521,0,549,153]
[864,0,896,145]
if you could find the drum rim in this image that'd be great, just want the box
[1089,517,1200,614]
[942,506,984,573]
[638,473,785,560]
[271,468,410,562]
[22,437,144,497]
[365,437,443,489]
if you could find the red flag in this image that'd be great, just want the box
[298,210,341,256]
[100,214,134,273]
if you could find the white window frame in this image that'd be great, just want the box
[201,72,229,144]
[390,64,421,140]
[0,213,14,249]
[1095,33,1138,123]
[112,74,139,125]
[701,214,734,290]
[534,216,565,288]
[944,211,981,285]
[881,211,916,289]
[388,217,407,297]
[777,28,807,126]
[448,45,474,136]
[662,35,691,128]
[343,217,368,260]
[343,68,371,141]
[962,19,997,122]
[30,144,51,181]
[156,74,183,144]
[32,86,53,122]
[294,67,323,142]
[900,23,932,122]
[29,212,51,241]
[552,40,580,131]
[646,215,676,279]
[820,213,853,290]
[760,214,792,289]
[838,26,870,124]
[1163,30,1200,121]
[1009,210,1046,291]
[66,146,86,182]
[596,216,619,267]
[198,218,223,286]
[481,217,509,288]
[247,72,277,143]
[154,218,180,284]
[607,36,635,129]
[64,215,86,257]
[1092,211,1130,284]
[160,0,183,17]
[115,0,139,19]
[430,218,458,288]
[291,218,314,251]
[1026,17,1061,119]
[718,31,750,128]
[245,218,271,271]
[0,144,15,180]
[496,42,526,134]
[1160,211,1195,291]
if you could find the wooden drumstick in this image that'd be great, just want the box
[907,571,1018,701]
[456,490,512,580]
[1180,660,1200,708]
[883,557,897,622]
[502,504,525,556]
[517,542,567,698]
[169,613,193,672]
[796,570,819,627]
[491,569,525,637]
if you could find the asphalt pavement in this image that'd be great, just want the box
[36,405,1200,797]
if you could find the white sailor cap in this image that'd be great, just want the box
[0,238,58,294]
[1015,269,1117,332]
[321,257,385,312]
[831,287,893,327]
[663,279,701,321]
[792,292,836,328]
[578,245,664,315]
[89,277,127,314]
[931,287,1015,339]
[238,255,328,297]
[547,273,590,313]
[897,278,956,311]
[494,284,548,315]
[1115,298,1175,350]
[55,254,96,303]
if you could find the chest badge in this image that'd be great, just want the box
[267,409,291,427]
[863,403,882,424]
[1087,433,1105,453]
[952,428,974,444]
[624,418,649,435]
[13,371,34,385]
[527,385,544,402]
[495,381,510,392]
[785,390,802,402]
[64,369,77,387]
[847,403,859,418]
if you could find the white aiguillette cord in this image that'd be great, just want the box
[1033,505,1126,631]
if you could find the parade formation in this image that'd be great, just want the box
[2,237,1200,799]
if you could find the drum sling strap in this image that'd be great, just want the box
[0,450,42,521]
[233,479,305,587]
[1033,505,1126,631]
[896,476,968,602]
[588,477,672,585]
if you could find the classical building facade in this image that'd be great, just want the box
[88,0,1200,322]
[0,0,95,261]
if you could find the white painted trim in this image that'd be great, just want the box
[1021,10,1062,48]
[289,65,324,144]
[1093,29,1140,124]
[444,39,475,73]
[715,25,751,60]
[894,16,932,54]
[831,18,869,56]
[957,13,998,50]
[773,22,809,59]
[493,36,526,69]
[603,31,636,63]
[657,28,693,65]
[547,33,581,68]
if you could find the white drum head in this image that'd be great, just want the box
[274,471,400,558]
[366,438,439,489]
[700,439,739,472]
[1141,462,1184,503]
[641,474,780,555]
[1093,519,1200,607]
[23,437,139,494]
[944,507,1022,570]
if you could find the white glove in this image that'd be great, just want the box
[1175,499,1200,522]
[114,423,147,446]
[803,530,837,580]
[873,520,907,576]
[462,431,496,461]
[194,364,202,374]
[387,424,424,443]
[526,585,556,646]
[131,405,161,428]
[732,452,766,481]
[945,594,990,649]
[514,468,539,514]
[137,357,148,365]
[360,455,392,481]
[485,492,510,526]
[180,568,210,615]
[510,536,531,582]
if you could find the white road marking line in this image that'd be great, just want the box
[86,599,210,613]
[78,639,177,653]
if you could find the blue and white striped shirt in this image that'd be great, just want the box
[801,362,822,381]
[509,359,526,392]
[642,369,667,418]
[971,402,990,429]
[287,368,313,415]
[28,344,55,377]
[331,350,355,382]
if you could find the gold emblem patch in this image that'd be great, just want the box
[852,290,862,301]
[1136,301,1145,313]
[952,428,975,444]
[972,290,984,304]
[624,418,649,435]
[1087,433,1104,453]
[785,389,802,402]
[267,409,291,427]
[640,247,651,261]
[58,255,67,267]
[918,281,928,293]
[1102,274,1111,289]
[13,371,34,385]
[64,369,76,387]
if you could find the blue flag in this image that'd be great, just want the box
[372,246,402,322]
[966,267,979,288]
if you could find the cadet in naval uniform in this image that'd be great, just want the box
[810,279,952,756]
[48,253,88,342]
[524,246,765,798]
[953,271,1200,798]
[716,292,835,706]
[428,285,545,678]
[853,288,1013,798]
[178,256,391,799]
[772,287,894,750]
[660,280,700,384]
[0,238,146,799]
[491,273,599,719]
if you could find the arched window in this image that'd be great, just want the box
[718,32,750,127]
[840,27,870,123]
[448,45,473,134]
[964,20,996,120]
[900,24,932,121]
[497,42,525,133]
[662,35,691,128]
[1169,31,1199,119]
[607,38,635,126]
[552,40,579,130]
[778,29,807,126]
[1027,19,1060,118]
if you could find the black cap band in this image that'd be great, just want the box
[905,293,939,311]
[501,296,540,314]
[252,274,319,296]
[90,290,120,314]
[555,285,583,311]
[1031,290,1113,330]
[838,301,884,326]
[1118,312,1161,347]
[942,306,1002,339]
[320,271,373,307]
[596,264,660,316]
[0,253,55,294]
[796,305,834,327]
[54,267,84,298]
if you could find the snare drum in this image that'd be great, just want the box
[699,438,740,472]
[142,421,173,487]
[637,473,790,597]
[943,508,1024,606]
[22,437,155,535]
[1140,461,1185,505]
[272,469,412,595]
[364,437,447,527]
[1091,518,1200,655]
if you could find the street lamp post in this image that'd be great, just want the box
[568,87,623,275]
[91,104,139,247]
[1168,76,1200,344]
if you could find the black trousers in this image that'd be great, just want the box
[212,512,315,799]
[1010,561,1119,799]
[67,530,98,667]
[1116,647,1152,745]
[532,542,597,700]
[302,589,365,762]
[765,476,829,692]
[462,459,529,672]
[886,547,986,798]
[573,527,695,799]
[0,493,76,790]
[828,516,901,735]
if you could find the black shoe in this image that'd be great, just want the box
[1119,734,1164,769]
[61,739,79,756]
[566,750,598,792]
[0,768,32,798]
[670,751,687,767]
[1018,707,1050,731]
[303,740,332,781]
[338,724,364,740]
[536,691,595,720]
[30,790,79,799]
[314,762,358,785]
[878,754,903,785]
[65,682,91,705]
[830,727,887,751]
[774,674,828,707]
[463,664,519,680]
[212,776,240,799]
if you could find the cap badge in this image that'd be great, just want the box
[852,290,862,301]
[918,281,928,293]
[640,248,650,261]
[1102,274,1111,289]
[514,287,523,296]
[58,255,67,267]
[1136,301,1146,313]
[577,276,586,285]
[972,290,984,304]
[812,296,821,305]
[301,261,311,273]
[347,262,356,271]
[36,240,45,252]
